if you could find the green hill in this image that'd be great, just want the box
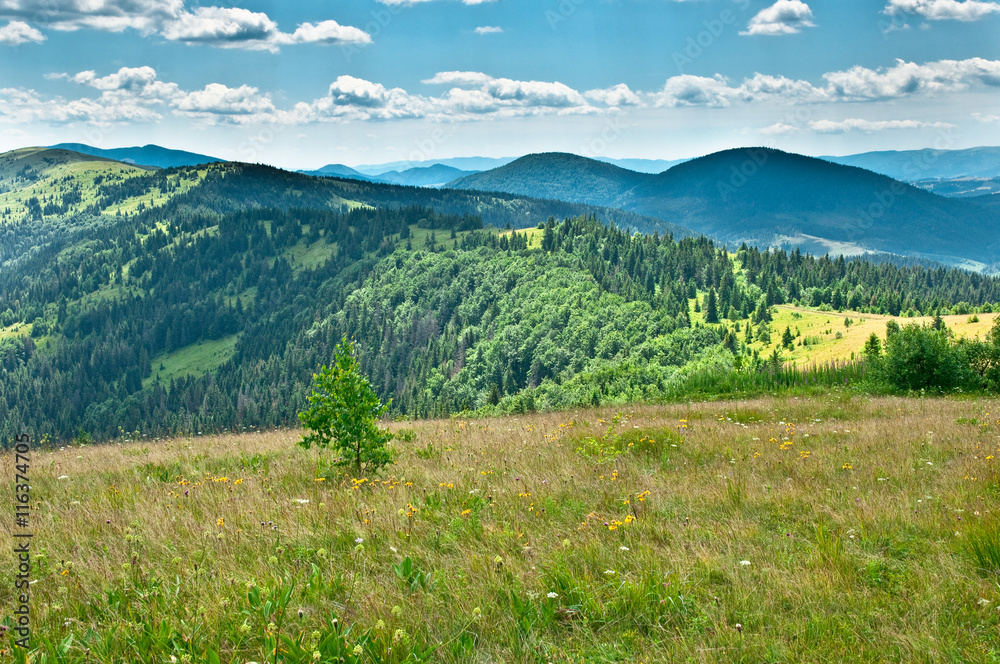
[5,151,1000,443]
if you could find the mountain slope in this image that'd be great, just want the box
[448,148,1000,266]
[49,143,224,169]
[823,146,1000,180]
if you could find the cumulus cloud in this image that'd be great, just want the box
[474,26,502,34]
[808,118,956,133]
[585,84,641,107]
[972,112,1000,122]
[10,58,1000,130]
[174,83,274,120]
[657,75,738,107]
[823,58,1000,99]
[0,0,184,33]
[0,86,161,124]
[884,0,1000,21]
[276,20,371,46]
[0,0,369,51]
[742,0,816,35]
[0,20,44,44]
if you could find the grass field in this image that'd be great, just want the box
[144,335,241,388]
[4,396,1000,662]
[758,307,1000,366]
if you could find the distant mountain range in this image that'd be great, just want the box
[43,143,1000,196]
[48,143,224,169]
[300,163,477,188]
[823,147,1000,180]
[447,148,1000,268]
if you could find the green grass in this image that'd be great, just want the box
[144,335,240,388]
[4,396,1000,662]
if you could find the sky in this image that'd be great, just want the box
[0,0,998,170]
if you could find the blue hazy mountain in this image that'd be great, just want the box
[49,143,224,169]
[822,146,1000,180]
[447,148,1000,266]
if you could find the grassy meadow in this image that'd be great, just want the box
[3,396,1000,663]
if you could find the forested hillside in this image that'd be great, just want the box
[4,157,1000,444]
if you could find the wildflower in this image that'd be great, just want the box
[739,560,751,566]
[217,518,224,527]
[603,569,616,575]
[268,556,278,565]
[472,607,482,618]
[547,592,559,599]
[312,652,321,661]
[620,546,629,551]
[375,619,385,630]
[353,645,363,656]
[391,605,402,616]
[355,537,364,544]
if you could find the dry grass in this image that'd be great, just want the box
[755,306,1000,366]
[3,396,1000,662]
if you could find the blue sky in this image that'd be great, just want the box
[1,0,998,169]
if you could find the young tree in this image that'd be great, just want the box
[781,325,794,350]
[298,336,394,475]
[705,288,719,324]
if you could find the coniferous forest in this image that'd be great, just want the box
[4,162,1000,444]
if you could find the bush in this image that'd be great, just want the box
[298,336,394,475]
[879,323,970,391]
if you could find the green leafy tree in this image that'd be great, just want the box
[298,337,394,475]
[881,323,969,391]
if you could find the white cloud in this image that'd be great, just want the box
[742,0,816,35]
[0,20,44,44]
[585,84,641,107]
[657,75,738,107]
[759,122,801,135]
[423,71,494,86]
[0,0,183,33]
[0,86,161,124]
[276,20,371,46]
[884,0,1000,21]
[474,26,502,34]
[808,118,956,133]
[823,58,1000,100]
[0,1,369,51]
[972,112,1000,122]
[173,83,274,121]
[162,6,277,45]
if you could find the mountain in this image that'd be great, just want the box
[823,146,1000,181]
[447,152,651,206]
[353,156,516,176]
[910,177,1000,198]
[299,163,385,182]
[448,148,1000,267]
[595,157,689,173]
[49,143,224,169]
[378,164,477,187]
